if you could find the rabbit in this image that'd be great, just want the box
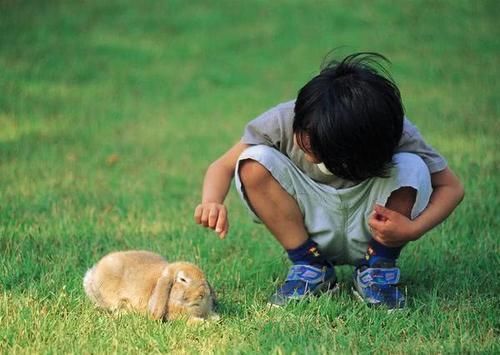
[83,250,219,323]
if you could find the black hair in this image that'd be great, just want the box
[293,52,404,181]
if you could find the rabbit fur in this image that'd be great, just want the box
[83,250,218,322]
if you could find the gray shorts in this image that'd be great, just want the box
[234,145,432,265]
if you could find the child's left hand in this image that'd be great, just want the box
[368,204,419,247]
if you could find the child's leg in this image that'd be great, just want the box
[238,156,328,268]
[238,159,309,251]
[351,152,432,309]
[364,152,432,266]
[235,145,339,305]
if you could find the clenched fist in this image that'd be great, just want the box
[194,203,229,239]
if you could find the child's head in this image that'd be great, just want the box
[293,52,404,181]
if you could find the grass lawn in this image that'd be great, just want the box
[1,0,498,353]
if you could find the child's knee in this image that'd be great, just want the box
[394,152,429,177]
[239,144,276,161]
[393,153,431,193]
[391,153,432,218]
[238,159,271,189]
[236,145,287,188]
[237,145,276,180]
[386,186,417,218]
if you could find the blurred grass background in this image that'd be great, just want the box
[0,0,499,353]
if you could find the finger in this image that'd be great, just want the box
[214,208,226,233]
[370,230,383,242]
[200,207,210,227]
[370,209,387,221]
[219,220,229,239]
[208,206,219,228]
[372,230,401,248]
[194,205,203,224]
[372,229,384,244]
[372,232,382,243]
[374,204,394,219]
[368,215,385,232]
[371,232,392,246]
[369,207,387,222]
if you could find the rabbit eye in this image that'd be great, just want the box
[179,277,187,283]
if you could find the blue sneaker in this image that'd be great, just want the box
[268,264,338,306]
[352,259,405,310]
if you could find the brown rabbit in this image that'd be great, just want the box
[83,250,218,322]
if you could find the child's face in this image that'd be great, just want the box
[294,133,321,163]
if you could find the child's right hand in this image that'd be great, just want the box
[194,203,228,239]
[194,142,249,239]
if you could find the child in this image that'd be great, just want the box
[194,52,464,310]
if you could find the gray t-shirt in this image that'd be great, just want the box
[241,100,447,188]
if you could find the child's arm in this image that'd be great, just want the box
[368,167,465,246]
[194,142,250,239]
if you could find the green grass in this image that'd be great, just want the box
[1,0,499,353]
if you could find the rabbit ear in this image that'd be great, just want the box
[148,269,173,320]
